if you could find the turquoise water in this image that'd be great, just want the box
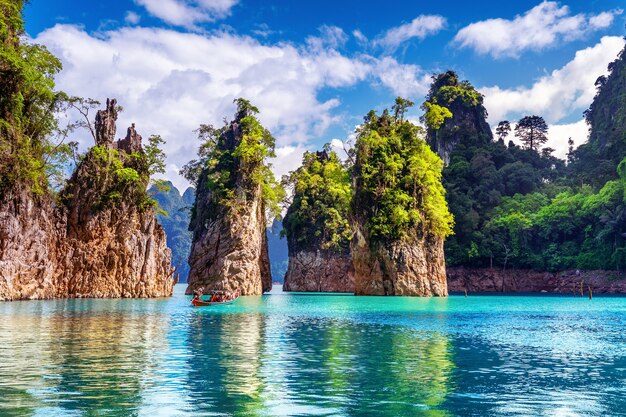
[2,285,626,416]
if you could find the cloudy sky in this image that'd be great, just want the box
[25,0,626,191]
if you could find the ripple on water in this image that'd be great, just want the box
[1,287,626,416]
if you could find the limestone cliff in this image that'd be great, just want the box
[351,225,447,296]
[186,101,274,296]
[282,150,353,292]
[0,99,175,300]
[0,190,59,300]
[447,267,626,294]
[350,104,453,296]
[283,251,354,292]
[423,71,492,166]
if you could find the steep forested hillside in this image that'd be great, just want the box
[424,72,565,268]
[433,44,626,272]
[568,47,626,187]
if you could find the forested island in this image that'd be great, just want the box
[3,0,626,299]
[0,3,174,300]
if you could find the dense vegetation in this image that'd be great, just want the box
[352,99,454,244]
[433,44,626,272]
[0,0,74,196]
[182,98,284,223]
[422,71,492,164]
[282,147,351,253]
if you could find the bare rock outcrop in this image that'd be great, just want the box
[351,227,447,296]
[0,190,59,300]
[283,251,354,292]
[186,186,271,295]
[0,99,175,301]
[186,103,272,296]
[447,267,626,294]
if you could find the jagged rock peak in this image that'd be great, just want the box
[115,123,143,153]
[94,98,118,147]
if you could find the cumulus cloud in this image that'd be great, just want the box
[373,57,432,97]
[482,36,625,124]
[124,11,141,25]
[307,25,349,50]
[373,15,446,50]
[134,0,238,29]
[454,1,622,58]
[547,119,588,159]
[35,24,425,190]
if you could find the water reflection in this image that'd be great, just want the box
[0,298,172,416]
[181,298,455,416]
[3,290,626,416]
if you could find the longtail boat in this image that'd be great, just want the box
[191,288,241,307]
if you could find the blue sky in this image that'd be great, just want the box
[25,0,626,190]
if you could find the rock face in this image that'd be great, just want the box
[0,99,175,301]
[447,267,626,294]
[186,109,272,296]
[351,227,447,296]
[424,71,492,166]
[281,149,353,292]
[0,190,59,300]
[283,251,354,292]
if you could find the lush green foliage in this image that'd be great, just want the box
[421,71,493,162]
[282,147,351,252]
[436,46,626,272]
[0,0,71,195]
[352,100,454,243]
[568,45,626,187]
[424,73,567,268]
[182,98,284,222]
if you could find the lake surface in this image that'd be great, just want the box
[2,285,626,416]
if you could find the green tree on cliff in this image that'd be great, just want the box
[282,147,351,252]
[0,0,71,195]
[182,98,284,221]
[352,100,454,243]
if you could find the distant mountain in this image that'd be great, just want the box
[150,183,289,284]
[149,181,193,283]
[267,219,288,283]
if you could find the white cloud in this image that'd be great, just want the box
[352,29,367,44]
[134,0,238,29]
[482,36,625,124]
[373,15,446,50]
[547,119,588,159]
[454,1,622,58]
[307,25,349,50]
[373,56,432,97]
[35,24,421,191]
[124,11,141,25]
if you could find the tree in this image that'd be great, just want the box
[182,98,284,222]
[352,103,454,243]
[392,97,414,122]
[515,115,548,151]
[282,148,351,252]
[495,121,511,142]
